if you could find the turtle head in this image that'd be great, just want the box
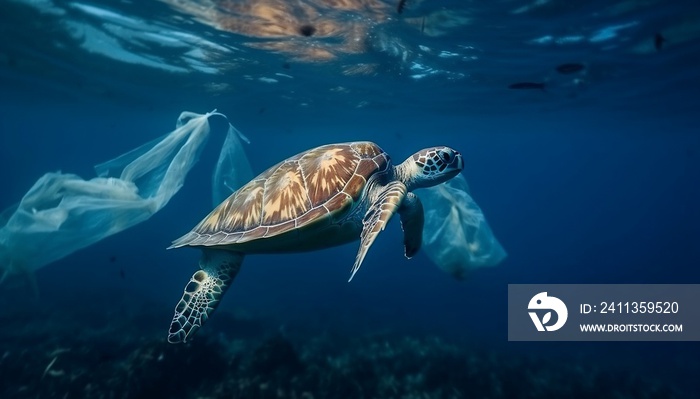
[398,146,464,190]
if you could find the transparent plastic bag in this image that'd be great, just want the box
[211,122,252,205]
[0,110,252,279]
[418,174,506,279]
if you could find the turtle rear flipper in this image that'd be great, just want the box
[168,249,244,344]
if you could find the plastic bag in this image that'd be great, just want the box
[211,122,252,205]
[0,110,252,279]
[418,174,506,279]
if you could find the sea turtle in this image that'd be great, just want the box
[167,141,463,343]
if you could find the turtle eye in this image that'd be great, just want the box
[438,149,453,163]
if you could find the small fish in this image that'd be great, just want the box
[109,255,117,263]
[508,82,546,90]
[282,62,291,70]
[654,33,666,51]
[556,63,585,74]
[119,269,125,279]
[397,0,408,14]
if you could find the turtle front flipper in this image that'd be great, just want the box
[168,249,244,344]
[398,192,424,258]
[349,181,407,282]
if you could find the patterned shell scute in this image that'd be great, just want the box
[177,141,389,247]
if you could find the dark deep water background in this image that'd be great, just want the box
[1,0,700,397]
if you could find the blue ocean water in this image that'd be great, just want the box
[1,0,699,397]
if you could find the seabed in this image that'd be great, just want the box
[0,288,693,399]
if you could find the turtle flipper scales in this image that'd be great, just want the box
[168,249,243,343]
[398,192,424,258]
[348,181,407,282]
